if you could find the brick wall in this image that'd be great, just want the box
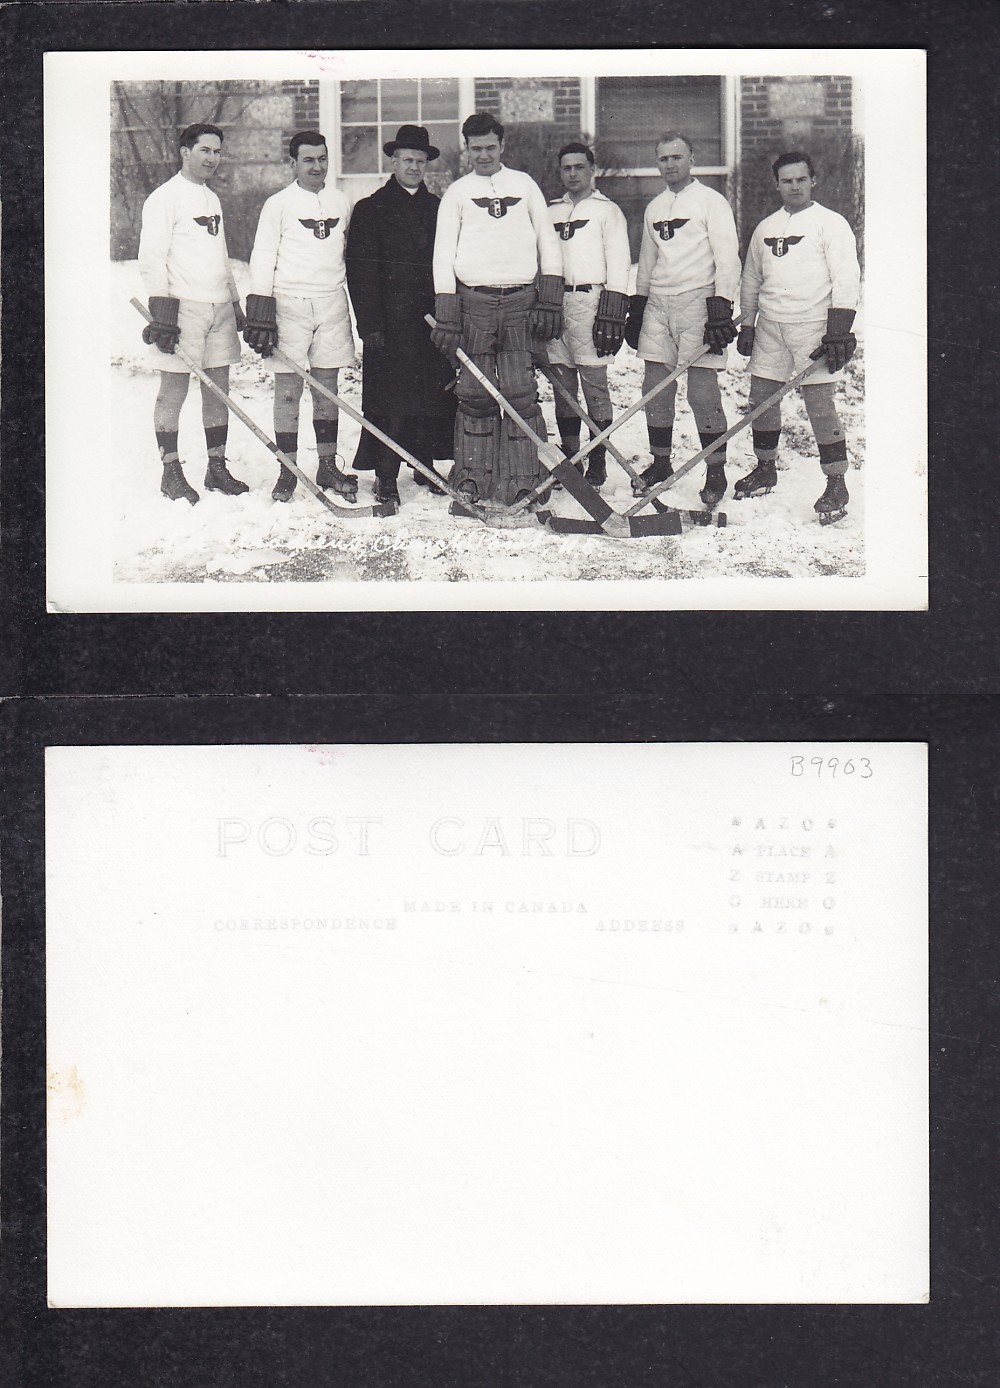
[740,75,853,156]
[282,78,321,151]
[474,77,582,134]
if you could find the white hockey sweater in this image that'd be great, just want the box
[636,178,740,302]
[547,189,631,293]
[432,165,562,293]
[249,181,352,298]
[138,172,238,304]
[740,201,861,323]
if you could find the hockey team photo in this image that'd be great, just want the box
[45,50,927,611]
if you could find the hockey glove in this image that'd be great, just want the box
[243,294,278,358]
[737,325,755,357]
[430,294,463,356]
[142,296,181,354]
[529,275,565,342]
[703,296,738,353]
[592,289,629,357]
[810,307,857,373]
[623,294,647,352]
[364,330,387,354]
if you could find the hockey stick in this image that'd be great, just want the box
[533,358,640,483]
[270,346,537,529]
[425,315,632,538]
[131,299,395,519]
[531,363,723,531]
[511,315,749,514]
[622,359,827,518]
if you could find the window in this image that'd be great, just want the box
[596,75,725,171]
[340,78,460,177]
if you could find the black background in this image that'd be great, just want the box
[2,2,998,1385]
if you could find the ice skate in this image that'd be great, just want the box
[584,450,607,491]
[411,465,448,495]
[203,456,249,496]
[316,454,358,502]
[160,458,199,505]
[373,475,400,507]
[271,465,297,503]
[814,473,849,525]
[631,456,672,498]
[699,462,727,510]
[733,459,777,500]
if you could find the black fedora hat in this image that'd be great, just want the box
[383,124,440,160]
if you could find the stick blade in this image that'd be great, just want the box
[627,511,683,537]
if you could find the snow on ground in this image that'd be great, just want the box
[111,262,865,585]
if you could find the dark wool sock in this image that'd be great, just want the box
[155,430,179,462]
[204,424,228,456]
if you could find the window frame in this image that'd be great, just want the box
[336,77,462,180]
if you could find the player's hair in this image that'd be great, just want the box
[558,141,595,166]
[462,112,504,142]
[179,123,224,151]
[290,130,328,160]
[656,130,694,156]
[772,150,816,179]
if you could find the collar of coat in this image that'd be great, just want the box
[378,176,433,204]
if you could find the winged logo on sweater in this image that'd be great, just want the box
[193,214,221,237]
[553,219,590,241]
[472,197,522,220]
[652,218,689,242]
[299,217,340,240]
[764,235,804,258]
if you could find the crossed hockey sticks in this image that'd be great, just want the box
[532,357,724,535]
[533,357,641,485]
[269,347,538,529]
[131,298,396,519]
[620,357,828,518]
[510,317,748,517]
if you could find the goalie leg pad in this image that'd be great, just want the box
[451,405,500,498]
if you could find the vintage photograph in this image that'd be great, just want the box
[46,50,926,611]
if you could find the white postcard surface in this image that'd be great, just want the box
[46,743,927,1306]
[45,48,926,612]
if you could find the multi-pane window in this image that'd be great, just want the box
[596,76,725,171]
[340,78,460,176]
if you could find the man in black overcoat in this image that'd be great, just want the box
[345,125,457,506]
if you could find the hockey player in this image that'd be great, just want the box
[345,125,456,507]
[624,131,740,509]
[430,112,564,508]
[243,131,357,503]
[137,123,248,505]
[545,142,631,491]
[734,151,861,524]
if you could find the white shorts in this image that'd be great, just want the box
[272,290,356,372]
[152,299,241,374]
[748,314,843,385]
[547,286,605,368]
[637,284,727,372]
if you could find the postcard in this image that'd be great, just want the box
[46,742,927,1305]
